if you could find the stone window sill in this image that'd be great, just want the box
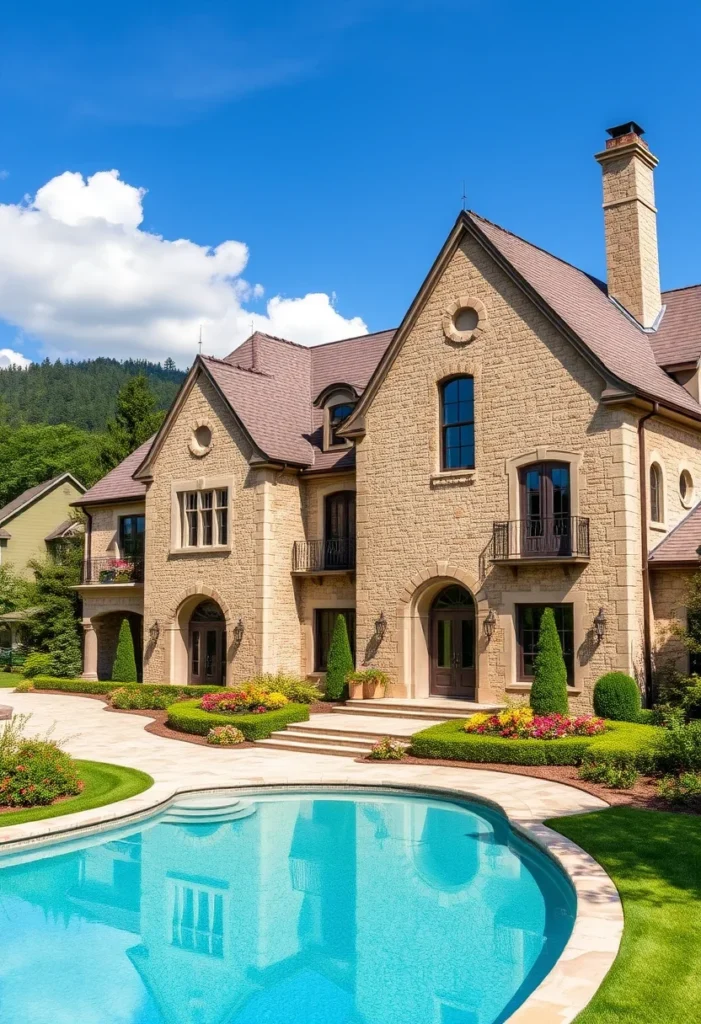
[506,682,583,697]
[430,469,477,487]
[649,521,667,534]
[169,545,232,557]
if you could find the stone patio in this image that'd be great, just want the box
[0,691,624,1024]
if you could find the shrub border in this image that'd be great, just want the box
[166,699,309,740]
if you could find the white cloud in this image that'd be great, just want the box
[0,169,9,181]
[0,348,31,368]
[0,169,367,366]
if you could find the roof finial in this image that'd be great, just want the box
[198,324,203,357]
[461,179,467,212]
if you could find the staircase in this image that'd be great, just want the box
[161,794,257,825]
[256,698,502,758]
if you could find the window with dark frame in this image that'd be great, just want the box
[118,515,145,558]
[650,463,663,523]
[516,604,575,685]
[440,377,475,471]
[314,609,356,672]
[179,488,229,548]
[329,402,356,446]
[688,608,701,675]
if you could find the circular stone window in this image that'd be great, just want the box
[442,296,486,344]
[188,422,213,457]
[680,469,694,508]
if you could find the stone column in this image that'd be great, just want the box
[81,621,99,680]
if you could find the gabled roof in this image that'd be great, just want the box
[0,473,85,526]
[342,211,701,436]
[75,438,153,506]
[652,284,701,368]
[649,502,701,565]
[45,519,82,542]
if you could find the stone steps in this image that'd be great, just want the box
[256,736,371,757]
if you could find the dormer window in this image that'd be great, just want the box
[329,402,356,445]
[319,386,358,450]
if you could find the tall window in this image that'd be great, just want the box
[441,376,475,470]
[650,463,663,523]
[118,515,145,558]
[516,604,575,685]
[179,488,229,548]
[314,609,355,672]
[329,402,356,446]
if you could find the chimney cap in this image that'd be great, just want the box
[606,121,645,139]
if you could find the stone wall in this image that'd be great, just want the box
[645,417,701,548]
[651,567,695,677]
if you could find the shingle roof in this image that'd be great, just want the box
[470,213,701,417]
[45,519,81,542]
[649,503,701,564]
[76,438,153,506]
[0,473,85,525]
[651,285,701,368]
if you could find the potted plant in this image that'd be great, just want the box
[356,668,390,700]
[346,670,365,701]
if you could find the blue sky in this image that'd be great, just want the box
[0,0,699,367]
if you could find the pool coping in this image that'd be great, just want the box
[0,774,622,1024]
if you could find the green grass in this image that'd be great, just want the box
[167,698,310,739]
[0,760,153,827]
[410,719,659,767]
[0,676,21,688]
[547,807,701,1024]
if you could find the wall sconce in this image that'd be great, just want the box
[374,611,387,642]
[148,621,160,644]
[594,607,607,645]
[483,608,497,642]
[232,618,245,646]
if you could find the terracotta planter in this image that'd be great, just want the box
[348,679,364,701]
[363,679,385,699]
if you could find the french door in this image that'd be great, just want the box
[519,462,571,556]
[189,624,226,685]
[324,491,356,569]
[429,586,476,699]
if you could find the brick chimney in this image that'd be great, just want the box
[595,122,662,329]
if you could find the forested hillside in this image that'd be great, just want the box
[0,357,185,431]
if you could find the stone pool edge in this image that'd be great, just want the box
[0,775,622,1024]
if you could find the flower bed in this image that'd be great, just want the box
[410,718,660,768]
[0,714,83,808]
[166,699,309,740]
[465,707,606,740]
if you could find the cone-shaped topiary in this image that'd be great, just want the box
[593,672,642,722]
[112,618,138,683]
[529,607,569,715]
[325,613,354,700]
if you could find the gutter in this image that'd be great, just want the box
[638,401,659,705]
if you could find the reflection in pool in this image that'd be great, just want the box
[0,790,575,1024]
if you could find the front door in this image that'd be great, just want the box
[429,585,476,699]
[519,462,571,556]
[188,600,226,685]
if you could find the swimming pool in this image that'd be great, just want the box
[0,788,575,1024]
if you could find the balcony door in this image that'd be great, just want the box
[429,585,476,699]
[324,491,356,569]
[519,462,571,556]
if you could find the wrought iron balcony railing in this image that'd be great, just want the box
[491,516,590,562]
[81,556,145,584]
[292,538,356,572]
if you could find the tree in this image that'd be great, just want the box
[163,357,177,372]
[0,564,31,616]
[325,614,354,700]
[101,374,165,471]
[23,539,82,653]
[529,608,569,715]
[112,619,138,683]
[0,423,106,507]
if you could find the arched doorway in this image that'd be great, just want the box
[189,600,226,685]
[429,585,475,699]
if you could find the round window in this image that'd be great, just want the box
[453,307,479,334]
[680,469,694,506]
[189,423,213,457]
[194,425,212,449]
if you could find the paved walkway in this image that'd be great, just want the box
[0,692,621,1024]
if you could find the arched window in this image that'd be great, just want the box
[650,463,663,523]
[440,376,474,470]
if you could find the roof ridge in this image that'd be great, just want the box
[203,354,272,378]
[467,210,608,292]
[309,328,396,350]
[661,282,701,296]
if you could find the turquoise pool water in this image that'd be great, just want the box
[0,789,575,1024]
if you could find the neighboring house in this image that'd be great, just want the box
[75,123,701,708]
[0,473,86,579]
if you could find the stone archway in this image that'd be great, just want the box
[83,609,144,682]
[165,586,235,686]
[395,563,492,701]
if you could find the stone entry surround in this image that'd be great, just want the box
[0,692,623,1024]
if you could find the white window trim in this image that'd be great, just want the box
[170,475,234,555]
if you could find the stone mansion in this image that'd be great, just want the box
[76,122,701,710]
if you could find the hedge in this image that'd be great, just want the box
[166,699,310,740]
[24,678,230,699]
[410,718,661,769]
[593,672,642,722]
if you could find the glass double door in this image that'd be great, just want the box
[189,624,226,685]
[519,462,571,556]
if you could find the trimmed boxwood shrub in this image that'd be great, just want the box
[409,718,660,769]
[593,672,642,722]
[167,699,309,740]
[325,614,354,700]
[112,619,138,683]
[25,678,227,699]
[529,608,569,715]
[30,676,117,694]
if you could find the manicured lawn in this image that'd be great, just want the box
[547,807,701,1024]
[0,675,23,687]
[0,760,153,828]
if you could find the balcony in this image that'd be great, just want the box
[292,538,356,574]
[491,516,590,565]
[81,556,145,585]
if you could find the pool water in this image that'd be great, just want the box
[0,790,575,1024]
